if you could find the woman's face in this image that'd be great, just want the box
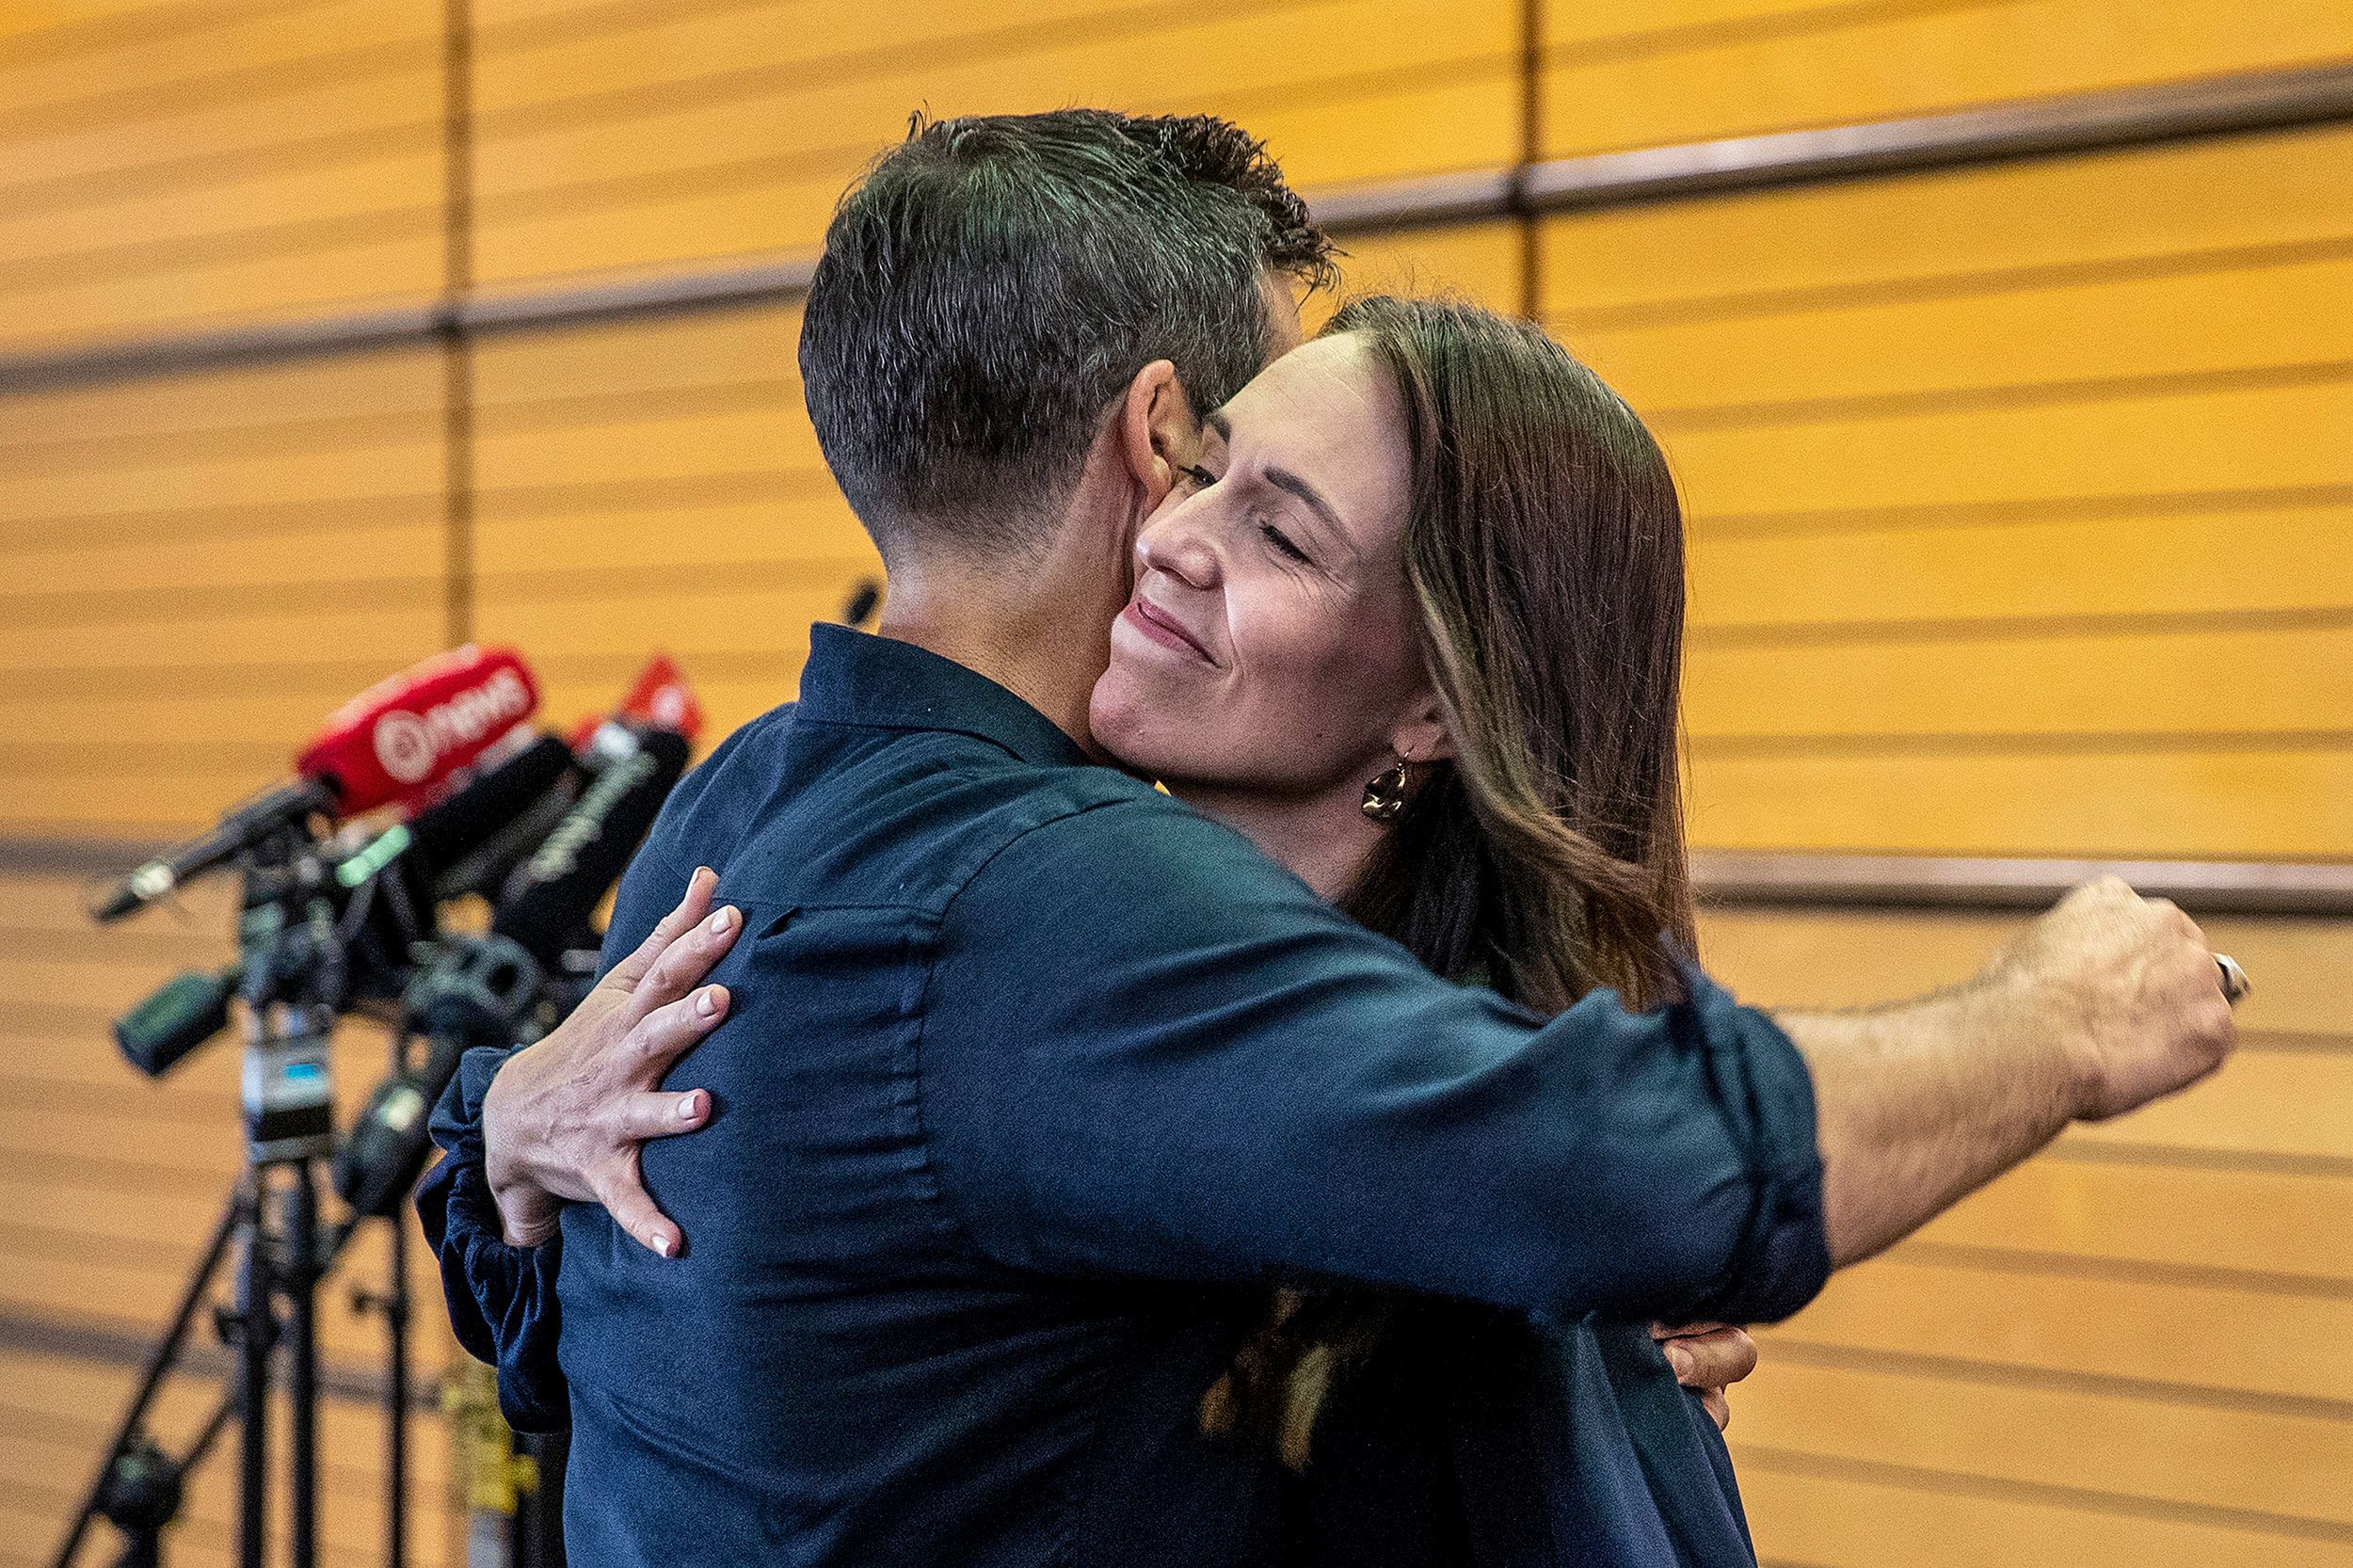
[1089,333,1438,801]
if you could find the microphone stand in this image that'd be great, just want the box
[53,824,359,1568]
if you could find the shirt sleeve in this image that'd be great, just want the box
[919,796,1829,1328]
[416,1044,571,1432]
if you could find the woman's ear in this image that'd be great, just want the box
[1118,359,1199,508]
[1392,693,1456,765]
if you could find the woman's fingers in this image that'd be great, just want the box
[617,1088,712,1141]
[624,985,730,1077]
[606,866,718,994]
[599,1150,685,1260]
[1654,1322,1757,1390]
[623,898,742,1029]
[1701,1388,1731,1432]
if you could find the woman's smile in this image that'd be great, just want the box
[1119,592,1216,664]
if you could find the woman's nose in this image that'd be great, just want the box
[1137,509,1222,590]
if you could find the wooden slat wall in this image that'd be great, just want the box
[0,0,445,349]
[1698,906,2353,1568]
[0,347,452,837]
[0,3,2347,1566]
[1539,0,2353,158]
[469,0,1522,287]
[1544,120,2353,856]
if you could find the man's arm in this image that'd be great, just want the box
[915,808,2233,1325]
[468,817,2233,1329]
[1781,876,2236,1267]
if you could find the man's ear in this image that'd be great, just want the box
[1116,359,1199,509]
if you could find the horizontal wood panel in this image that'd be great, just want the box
[0,62,435,195]
[1913,1155,2353,1283]
[1684,501,2353,624]
[2067,1048,2353,1164]
[1555,249,2353,417]
[1770,1248,2353,1401]
[1737,1445,2353,1568]
[1661,374,2353,521]
[0,0,442,343]
[1541,121,2353,314]
[473,501,872,577]
[0,0,435,128]
[0,350,445,835]
[1539,0,2353,159]
[1683,623,2353,741]
[0,605,441,680]
[1319,218,1524,314]
[0,142,439,280]
[1689,747,2353,857]
[13,520,442,600]
[1736,1357,2353,1528]
[471,0,1516,280]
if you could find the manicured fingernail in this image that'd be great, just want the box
[1665,1345,1691,1376]
[655,1233,676,1258]
[707,906,734,934]
[695,987,720,1017]
[680,1092,704,1120]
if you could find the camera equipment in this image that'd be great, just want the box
[56,652,698,1568]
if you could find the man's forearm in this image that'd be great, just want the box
[1779,967,2082,1268]
[1778,876,2238,1270]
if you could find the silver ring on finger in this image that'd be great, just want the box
[2216,953,2250,1005]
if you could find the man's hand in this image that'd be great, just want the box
[483,866,744,1256]
[1993,875,2238,1122]
[1654,1321,1755,1432]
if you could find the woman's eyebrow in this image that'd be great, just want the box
[1202,411,1344,540]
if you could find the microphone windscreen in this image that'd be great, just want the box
[404,734,577,878]
[295,645,540,814]
[490,726,691,965]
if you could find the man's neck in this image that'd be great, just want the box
[873,540,1130,764]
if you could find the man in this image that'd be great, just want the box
[422,111,2236,1564]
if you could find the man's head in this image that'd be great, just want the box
[799,110,1333,568]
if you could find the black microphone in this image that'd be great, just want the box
[401,733,579,883]
[492,725,691,967]
[89,779,337,923]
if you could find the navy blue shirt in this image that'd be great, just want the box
[420,625,1827,1566]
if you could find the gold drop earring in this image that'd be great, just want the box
[1360,753,1412,824]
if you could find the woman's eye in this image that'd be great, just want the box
[1260,521,1311,565]
[1177,463,1220,489]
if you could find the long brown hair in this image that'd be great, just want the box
[1203,294,1698,1466]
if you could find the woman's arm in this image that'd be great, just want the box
[416,872,744,1429]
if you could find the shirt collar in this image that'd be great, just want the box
[796,622,1093,769]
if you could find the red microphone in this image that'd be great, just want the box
[297,644,539,814]
[91,647,542,922]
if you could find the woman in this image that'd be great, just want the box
[435,294,1756,1565]
[1092,294,1753,1565]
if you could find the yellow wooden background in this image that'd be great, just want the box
[3,3,2349,1565]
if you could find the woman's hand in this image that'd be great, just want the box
[482,866,744,1256]
[1651,1321,1756,1432]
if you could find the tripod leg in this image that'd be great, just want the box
[388,1198,410,1568]
[286,1165,319,1568]
[48,1188,245,1568]
[237,1173,273,1568]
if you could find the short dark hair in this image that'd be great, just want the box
[799,110,1334,558]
